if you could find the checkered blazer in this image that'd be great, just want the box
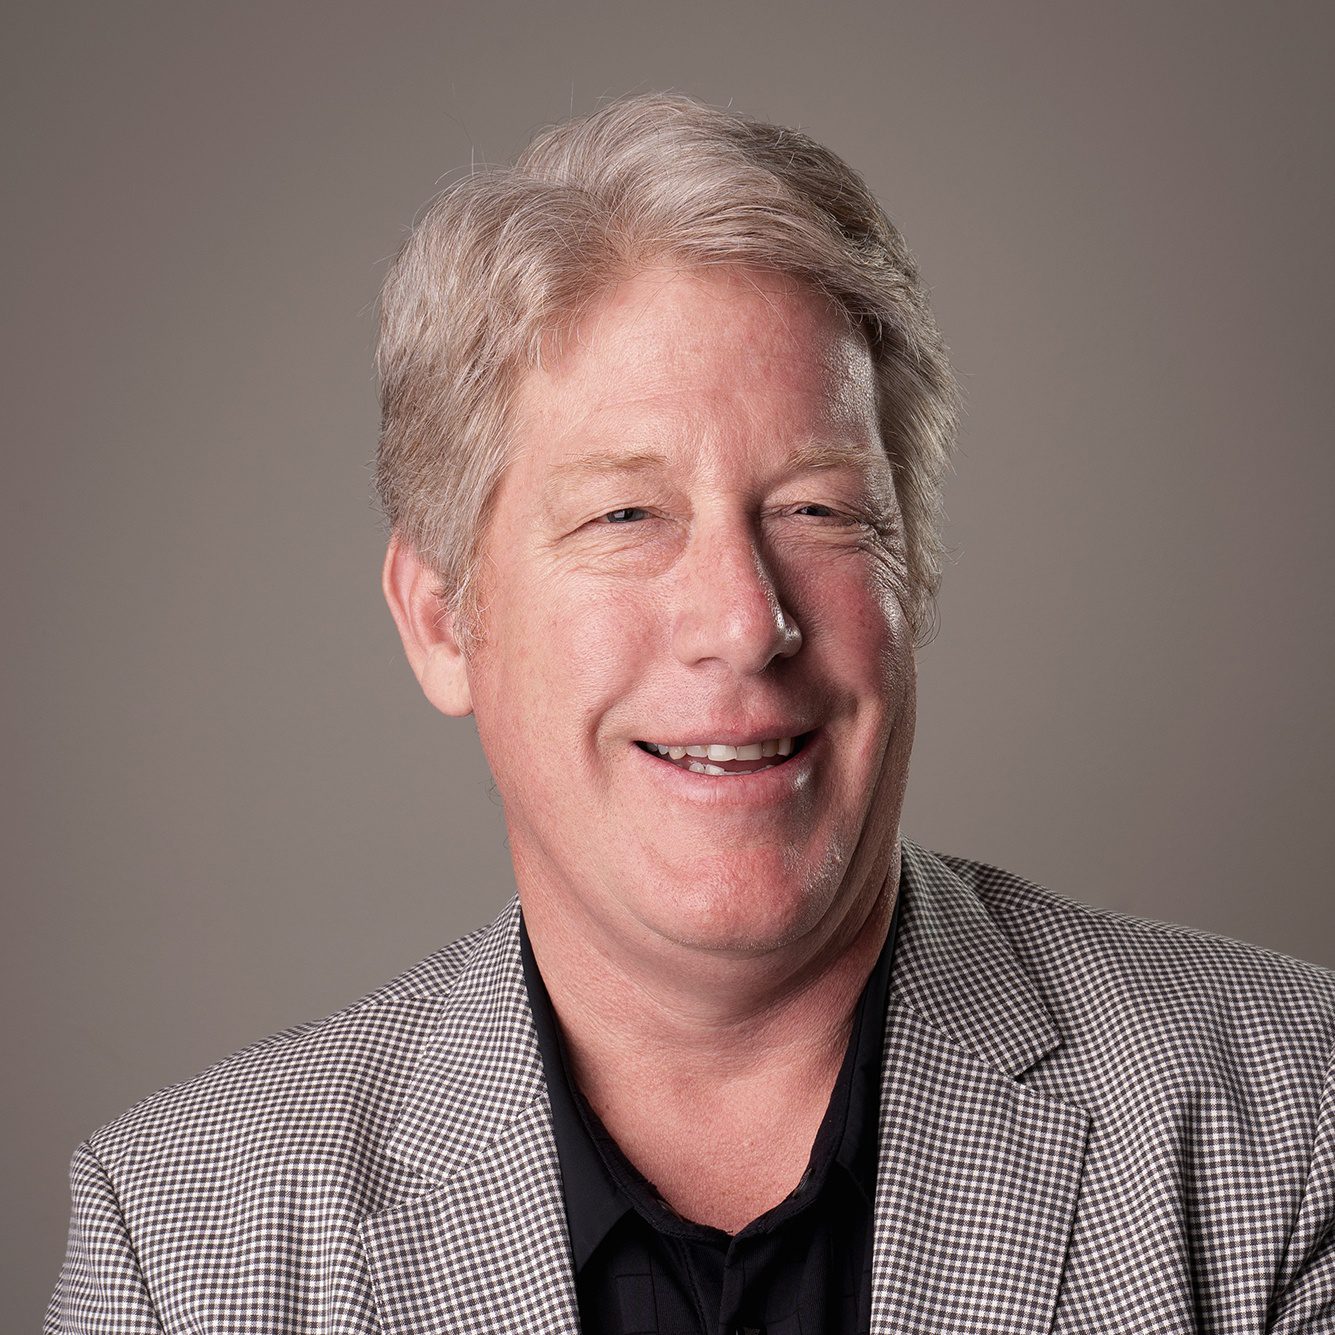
[47,838,1335,1332]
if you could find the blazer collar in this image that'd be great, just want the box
[360,900,583,1334]
[891,836,1061,1076]
[871,838,1089,1333]
[384,897,541,1185]
[361,838,1088,1334]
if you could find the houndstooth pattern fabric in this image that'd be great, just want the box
[46,837,1335,1332]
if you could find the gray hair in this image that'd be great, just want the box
[374,92,960,649]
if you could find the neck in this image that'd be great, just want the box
[519,844,900,1230]
[520,841,900,1105]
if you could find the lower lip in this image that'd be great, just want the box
[630,732,821,807]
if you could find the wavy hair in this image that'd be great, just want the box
[374,93,960,649]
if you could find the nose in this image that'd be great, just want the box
[670,518,803,674]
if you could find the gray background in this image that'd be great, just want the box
[6,0,1332,1318]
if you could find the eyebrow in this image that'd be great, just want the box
[545,450,670,489]
[781,439,885,474]
[543,439,883,500]
[541,452,669,512]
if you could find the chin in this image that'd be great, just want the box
[637,853,842,956]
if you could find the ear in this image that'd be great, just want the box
[381,533,474,718]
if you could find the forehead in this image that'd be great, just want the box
[509,266,880,476]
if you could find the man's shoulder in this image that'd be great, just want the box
[82,913,499,1180]
[922,842,1335,1078]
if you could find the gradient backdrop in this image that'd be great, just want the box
[6,1,1333,1318]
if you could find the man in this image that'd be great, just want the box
[48,93,1333,1334]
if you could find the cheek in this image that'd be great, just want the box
[793,560,909,690]
[494,572,653,738]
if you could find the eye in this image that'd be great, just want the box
[600,507,651,523]
[784,501,883,536]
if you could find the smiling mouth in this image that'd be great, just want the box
[634,734,810,776]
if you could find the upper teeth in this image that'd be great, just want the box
[644,737,795,761]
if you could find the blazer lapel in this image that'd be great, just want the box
[357,899,581,1335]
[871,840,1091,1334]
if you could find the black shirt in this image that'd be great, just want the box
[519,887,901,1335]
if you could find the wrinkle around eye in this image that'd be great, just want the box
[771,501,883,533]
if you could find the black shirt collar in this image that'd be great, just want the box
[519,882,902,1271]
[520,920,633,1269]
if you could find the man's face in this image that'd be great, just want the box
[462,266,916,965]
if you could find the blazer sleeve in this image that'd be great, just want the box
[44,1141,164,1335]
[1268,1038,1335,1332]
